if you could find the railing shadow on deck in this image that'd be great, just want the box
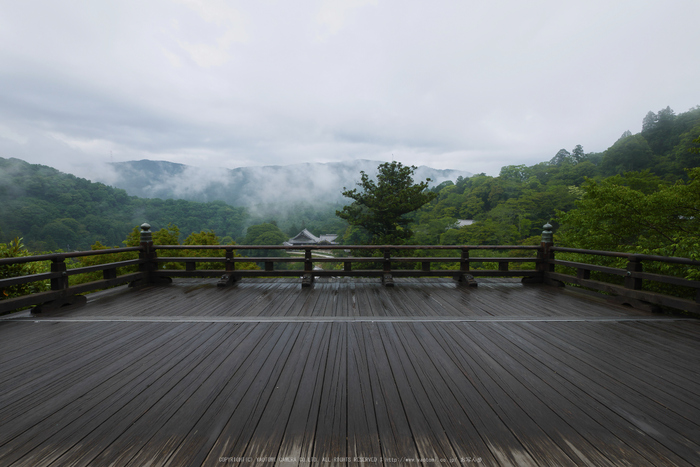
[1,224,699,315]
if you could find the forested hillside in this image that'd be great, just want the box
[0,158,247,251]
[1,105,698,253]
[409,105,700,247]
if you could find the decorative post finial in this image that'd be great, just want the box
[140,223,152,244]
[541,223,553,244]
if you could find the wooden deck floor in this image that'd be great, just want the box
[1,278,699,466]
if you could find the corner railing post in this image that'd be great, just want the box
[535,223,557,285]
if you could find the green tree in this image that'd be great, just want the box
[571,144,585,163]
[550,149,571,166]
[601,134,654,175]
[557,168,700,284]
[182,230,258,270]
[243,223,288,258]
[336,161,437,244]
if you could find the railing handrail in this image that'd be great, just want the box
[550,246,700,267]
[152,244,541,250]
[0,247,143,266]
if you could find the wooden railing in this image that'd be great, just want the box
[153,244,542,287]
[547,247,700,313]
[0,247,143,313]
[1,224,698,315]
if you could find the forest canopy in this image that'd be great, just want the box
[1,105,699,253]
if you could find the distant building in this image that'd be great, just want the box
[454,219,474,228]
[284,229,338,246]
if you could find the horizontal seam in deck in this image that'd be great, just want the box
[4,316,693,323]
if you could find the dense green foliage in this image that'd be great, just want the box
[0,157,249,251]
[243,223,288,246]
[408,106,700,247]
[336,162,437,244]
[0,238,49,298]
[1,105,698,256]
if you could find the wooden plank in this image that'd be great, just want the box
[376,322,460,461]
[200,323,304,463]
[391,322,499,464]
[461,322,654,465]
[309,323,347,466]
[275,323,334,464]
[361,322,420,462]
[345,322,382,463]
[234,322,324,464]
[434,322,579,466]
[0,322,215,466]
[0,322,168,417]
[509,322,700,465]
[82,323,252,466]
[542,322,700,401]
[129,322,280,466]
[2,278,700,466]
[408,322,540,466]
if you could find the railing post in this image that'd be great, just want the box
[50,256,68,291]
[33,254,86,313]
[624,255,643,290]
[133,223,171,286]
[533,223,557,285]
[455,248,477,286]
[382,247,394,287]
[541,223,554,271]
[217,247,237,287]
[302,247,314,287]
[138,223,155,283]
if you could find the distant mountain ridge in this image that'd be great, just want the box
[101,159,472,207]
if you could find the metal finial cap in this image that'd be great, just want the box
[543,223,552,230]
[141,223,151,231]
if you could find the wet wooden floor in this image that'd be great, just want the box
[1,278,699,466]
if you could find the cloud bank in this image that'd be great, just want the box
[0,0,698,179]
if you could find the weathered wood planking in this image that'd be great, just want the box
[0,278,699,466]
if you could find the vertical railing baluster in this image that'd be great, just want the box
[302,247,314,287]
[50,256,68,291]
[382,247,394,286]
[624,255,643,290]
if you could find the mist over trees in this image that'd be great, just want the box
[0,105,698,254]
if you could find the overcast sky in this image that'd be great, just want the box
[1,0,699,179]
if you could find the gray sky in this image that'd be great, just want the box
[1,0,699,179]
